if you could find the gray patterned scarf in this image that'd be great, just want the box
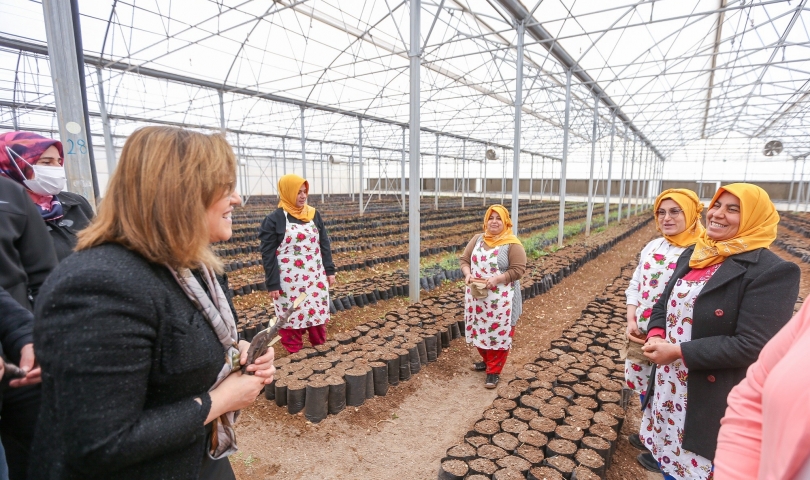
[168,264,241,460]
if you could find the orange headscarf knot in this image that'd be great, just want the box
[689,183,778,269]
[654,189,705,248]
[277,174,316,222]
[482,205,522,248]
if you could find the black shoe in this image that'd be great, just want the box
[472,362,486,371]
[636,452,661,473]
[628,433,645,450]
[484,373,500,389]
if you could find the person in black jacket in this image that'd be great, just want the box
[638,183,800,480]
[0,131,94,262]
[30,127,275,480]
[259,173,336,353]
[0,285,41,480]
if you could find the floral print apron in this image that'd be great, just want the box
[272,213,330,330]
[640,264,720,480]
[625,238,684,394]
[464,237,515,350]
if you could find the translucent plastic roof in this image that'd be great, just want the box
[0,0,808,174]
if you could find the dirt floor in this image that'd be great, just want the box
[231,221,663,480]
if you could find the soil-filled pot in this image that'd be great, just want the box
[344,368,367,407]
[407,344,421,374]
[286,379,307,415]
[274,377,289,407]
[527,466,565,480]
[424,334,438,362]
[492,432,519,453]
[263,382,275,401]
[544,455,576,478]
[445,444,477,462]
[416,338,428,365]
[304,380,329,423]
[492,466,526,480]
[580,436,610,464]
[397,349,412,381]
[467,458,498,477]
[381,352,400,386]
[547,439,578,459]
[574,448,605,478]
[570,465,601,480]
[364,367,375,400]
[438,457,468,480]
[325,375,346,415]
[370,361,389,396]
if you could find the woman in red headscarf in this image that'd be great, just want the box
[459,205,527,389]
[0,132,94,261]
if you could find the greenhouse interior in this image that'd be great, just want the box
[1,0,810,479]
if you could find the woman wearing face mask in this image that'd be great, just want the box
[639,183,800,480]
[30,127,275,479]
[624,189,704,473]
[0,132,94,262]
[460,205,526,389]
[259,174,336,354]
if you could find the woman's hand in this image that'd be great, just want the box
[327,275,336,287]
[642,341,682,365]
[238,340,276,381]
[463,271,472,285]
[205,370,266,424]
[626,306,644,345]
[485,274,505,290]
[269,290,280,300]
[9,344,41,388]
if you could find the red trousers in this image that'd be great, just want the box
[279,324,327,353]
[477,347,509,374]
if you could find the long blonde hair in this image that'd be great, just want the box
[77,126,236,272]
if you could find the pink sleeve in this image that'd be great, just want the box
[646,327,665,339]
[714,305,807,479]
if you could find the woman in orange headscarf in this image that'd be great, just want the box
[259,174,336,354]
[639,184,800,480]
[624,189,704,473]
[459,205,526,389]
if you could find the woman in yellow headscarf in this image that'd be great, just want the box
[623,188,704,473]
[259,174,336,353]
[459,205,526,389]
[639,183,800,480]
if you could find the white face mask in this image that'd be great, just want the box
[25,165,66,196]
[5,146,66,196]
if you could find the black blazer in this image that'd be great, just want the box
[31,243,230,480]
[46,191,94,261]
[646,245,800,460]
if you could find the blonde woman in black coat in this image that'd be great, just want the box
[31,127,275,480]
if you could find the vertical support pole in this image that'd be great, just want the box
[482,145,488,206]
[605,110,615,225]
[628,137,637,217]
[42,0,98,206]
[435,133,439,210]
[378,155,383,200]
[327,148,332,198]
[618,126,627,221]
[461,139,466,208]
[219,90,226,132]
[798,156,807,213]
[585,93,598,236]
[540,156,546,200]
[501,147,506,204]
[282,137,287,175]
[558,68,572,247]
[529,154,534,203]
[95,66,117,178]
[350,146,354,201]
[511,19,524,233]
[401,126,406,212]
[743,137,751,182]
[300,106,307,179]
[320,142,325,203]
[273,149,279,197]
[359,118,364,215]
[789,157,797,210]
[408,0,421,303]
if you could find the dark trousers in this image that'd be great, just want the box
[1,384,40,480]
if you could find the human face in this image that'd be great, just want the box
[706,191,741,241]
[296,184,308,208]
[656,199,687,236]
[487,211,504,236]
[207,188,242,243]
[36,145,63,167]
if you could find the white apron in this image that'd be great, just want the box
[640,264,720,480]
[464,237,515,350]
[273,213,330,330]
